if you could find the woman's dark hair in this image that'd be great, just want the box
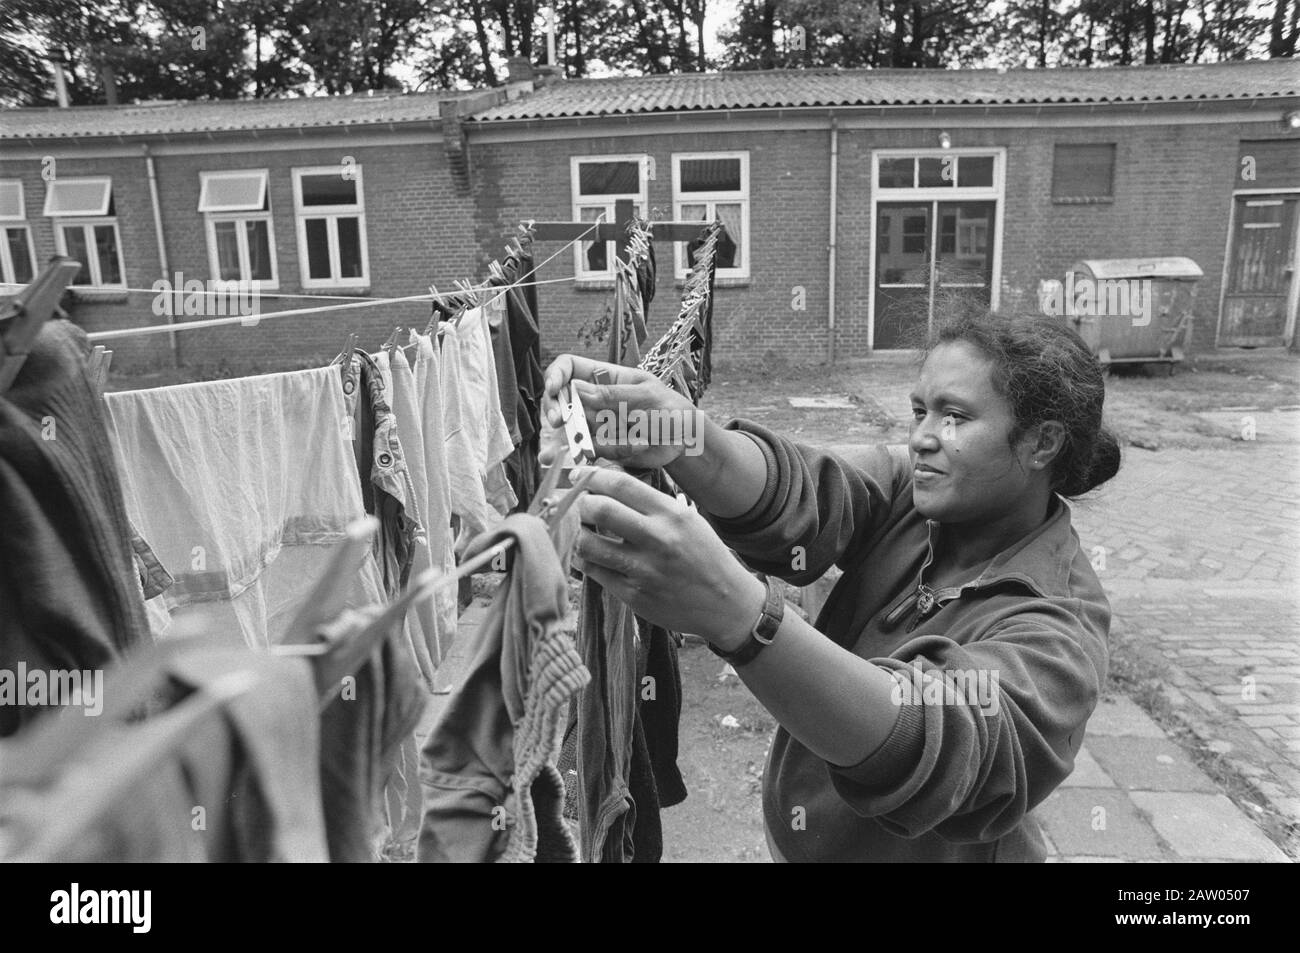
[921,310,1121,497]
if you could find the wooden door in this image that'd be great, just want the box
[1219,195,1299,347]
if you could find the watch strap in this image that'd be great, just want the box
[709,574,784,666]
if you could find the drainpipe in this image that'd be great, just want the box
[827,115,839,364]
[142,143,178,367]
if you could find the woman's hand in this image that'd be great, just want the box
[572,465,766,651]
[541,354,703,471]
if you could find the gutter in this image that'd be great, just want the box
[141,142,178,367]
[827,114,838,365]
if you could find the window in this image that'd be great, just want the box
[1052,144,1115,203]
[876,154,995,190]
[673,152,749,279]
[570,155,649,279]
[199,170,276,287]
[0,181,36,288]
[45,177,124,288]
[292,166,368,288]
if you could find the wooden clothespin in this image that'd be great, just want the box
[330,332,357,367]
[487,260,507,284]
[0,257,81,394]
[383,325,403,361]
[453,278,479,310]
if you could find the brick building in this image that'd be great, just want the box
[1,60,1297,371]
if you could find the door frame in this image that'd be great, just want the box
[1216,187,1300,348]
[868,147,1006,350]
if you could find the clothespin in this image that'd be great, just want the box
[487,260,507,284]
[330,332,357,367]
[383,325,403,361]
[0,257,81,394]
[453,278,479,310]
[559,382,597,466]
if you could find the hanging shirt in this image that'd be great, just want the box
[455,307,517,516]
[437,322,498,541]
[412,331,458,657]
[105,365,390,652]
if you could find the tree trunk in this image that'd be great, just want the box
[1039,0,1048,66]
[696,3,706,71]
[1143,0,1157,62]
[570,0,585,76]
[762,0,776,68]
[470,0,499,85]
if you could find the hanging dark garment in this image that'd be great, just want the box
[0,319,149,738]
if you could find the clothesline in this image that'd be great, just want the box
[64,272,583,304]
[85,216,604,343]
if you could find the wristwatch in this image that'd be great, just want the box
[708,574,784,667]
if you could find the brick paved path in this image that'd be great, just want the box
[1069,422,1300,854]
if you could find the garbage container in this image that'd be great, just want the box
[1066,257,1202,370]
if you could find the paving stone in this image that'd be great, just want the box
[1036,789,1167,860]
[1087,697,1166,738]
[1085,736,1218,793]
[1129,792,1290,861]
[1061,746,1116,788]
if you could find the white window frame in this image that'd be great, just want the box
[671,151,750,280]
[868,148,1006,350]
[0,180,36,289]
[198,169,268,214]
[200,170,278,290]
[43,176,113,217]
[292,165,369,289]
[570,155,649,280]
[53,219,127,288]
[44,176,125,288]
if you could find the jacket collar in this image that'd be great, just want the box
[924,494,1077,602]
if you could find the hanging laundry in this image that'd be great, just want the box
[0,640,330,862]
[457,306,518,516]
[316,602,427,862]
[105,364,391,652]
[499,246,544,508]
[419,512,589,863]
[339,350,433,682]
[484,290,522,452]
[0,319,150,738]
[437,320,497,542]
[412,331,457,653]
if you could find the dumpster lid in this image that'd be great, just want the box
[1070,257,1203,280]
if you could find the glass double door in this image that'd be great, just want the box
[873,201,996,349]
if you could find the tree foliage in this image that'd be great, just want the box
[0,0,1287,107]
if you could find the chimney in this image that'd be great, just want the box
[51,60,70,108]
[101,63,119,106]
[505,56,534,84]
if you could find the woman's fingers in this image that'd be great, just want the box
[575,465,675,521]
[578,493,656,548]
[578,561,642,609]
[576,527,642,577]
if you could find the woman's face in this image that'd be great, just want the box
[908,341,1043,523]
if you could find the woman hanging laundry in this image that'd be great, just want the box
[542,311,1119,863]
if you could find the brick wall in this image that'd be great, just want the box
[4,111,1294,373]
[471,128,833,369]
[0,139,476,372]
